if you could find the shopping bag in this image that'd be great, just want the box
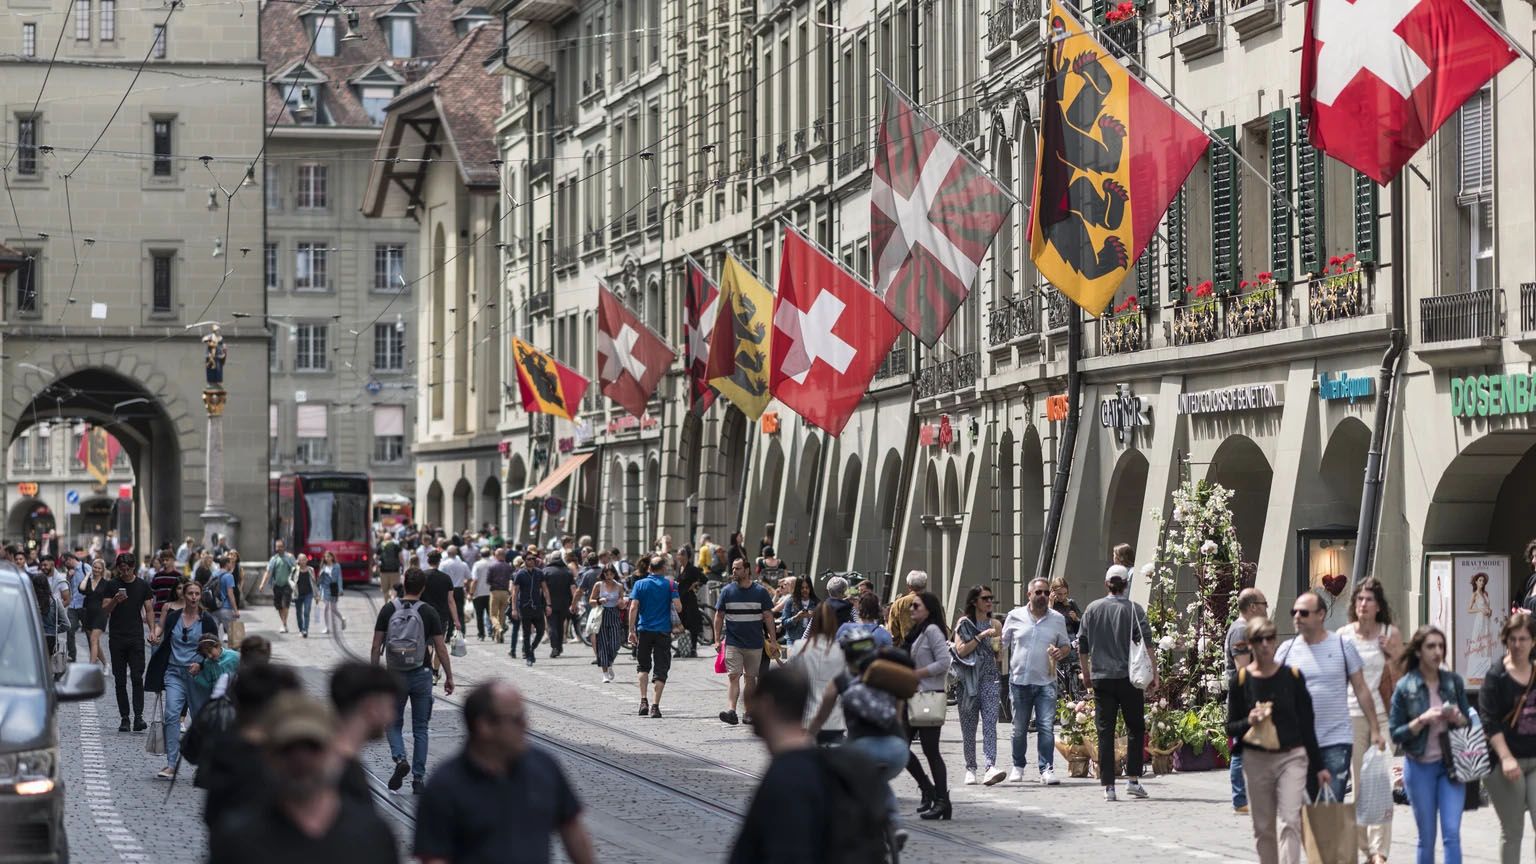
[145,694,166,756]
[226,619,246,646]
[714,642,727,674]
[1303,786,1358,864]
[1242,703,1281,750]
[451,634,467,657]
[1449,707,1491,782]
[1355,744,1393,826]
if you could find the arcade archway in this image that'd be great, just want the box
[1208,435,1274,564]
[1105,449,1150,560]
[1425,432,1536,604]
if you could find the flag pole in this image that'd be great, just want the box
[1455,0,1536,67]
[876,71,1027,209]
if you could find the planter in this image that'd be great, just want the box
[1056,741,1096,778]
[1067,755,1092,778]
[1173,743,1219,772]
[1149,744,1179,776]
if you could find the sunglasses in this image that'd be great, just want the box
[1031,590,1049,596]
[1291,608,1313,618]
[1251,635,1276,644]
[979,595,994,602]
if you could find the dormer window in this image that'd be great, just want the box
[360,86,397,125]
[452,6,492,36]
[314,16,336,56]
[389,17,413,58]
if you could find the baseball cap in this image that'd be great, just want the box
[1105,564,1131,585]
[262,692,335,749]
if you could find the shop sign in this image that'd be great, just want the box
[557,437,574,453]
[761,411,780,435]
[497,440,511,455]
[1318,371,1373,403]
[118,484,133,500]
[607,413,659,435]
[918,424,936,446]
[16,482,38,497]
[1450,371,1536,419]
[1176,383,1285,415]
[574,420,594,446]
[1045,394,1071,422]
[1099,384,1151,443]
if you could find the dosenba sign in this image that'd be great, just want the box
[1451,372,1536,418]
[1176,383,1285,415]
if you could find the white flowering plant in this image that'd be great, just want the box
[1056,698,1097,747]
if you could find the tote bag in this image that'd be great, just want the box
[1448,706,1491,783]
[1128,613,1154,690]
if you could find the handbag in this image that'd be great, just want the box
[583,608,603,638]
[226,618,246,646]
[49,604,69,676]
[1448,706,1491,783]
[451,634,467,657]
[1128,610,1154,690]
[145,694,166,756]
[907,690,948,727]
[714,641,728,674]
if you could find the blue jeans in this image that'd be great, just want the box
[386,667,434,780]
[1010,682,1057,772]
[847,734,910,826]
[294,594,313,635]
[1231,749,1247,809]
[162,668,207,769]
[1405,758,1463,864]
[1307,743,1352,802]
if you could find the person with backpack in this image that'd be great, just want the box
[257,541,297,635]
[370,567,455,795]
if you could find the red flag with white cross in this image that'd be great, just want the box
[1300,0,1517,184]
[597,282,674,419]
[769,225,903,436]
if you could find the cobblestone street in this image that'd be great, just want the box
[58,590,1517,863]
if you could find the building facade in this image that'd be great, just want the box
[4,426,134,548]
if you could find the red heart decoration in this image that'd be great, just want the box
[1322,574,1347,597]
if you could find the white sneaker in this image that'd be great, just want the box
[983,766,1007,786]
[322,627,329,634]
[1126,780,1149,799]
[1007,767,1024,783]
[281,626,289,634]
[1104,785,1118,802]
[964,770,978,785]
[1040,767,1059,786]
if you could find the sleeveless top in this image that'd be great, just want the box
[597,583,623,609]
[1340,621,1393,719]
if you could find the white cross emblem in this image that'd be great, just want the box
[774,290,856,385]
[871,133,979,297]
[1312,0,1430,105]
[688,293,717,365]
[611,324,649,382]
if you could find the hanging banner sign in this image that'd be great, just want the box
[1176,383,1285,415]
[1045,394,1071,422]
[1099,384,1151,443]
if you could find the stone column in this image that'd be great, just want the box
[200,388,239,550]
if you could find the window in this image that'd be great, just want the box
[294,242,328,290]
[1460,87,1493,293]
[265,164,280,210]
[14,252,38,315]
[389,17,413,58]
[360,86,395,125]
[22,23,35,57]
[34,431,48,469]
[269,404,279,463]
[99,0,114,40]
[372,405,405,463]
[295,404,328,464]
[314,16,336,57]
[269,333,279,370]
[151,251,173,312]
[11,436,27,472]
[74,0,89,40]
[374,243,404,290]
[296,163,327,208]
[151,24,165,58]
[152,118,172,177]
[293,323,328,370]
[71,431,84,469]
[264,243,279,289]
[17,116,38,176]
[374,323,405,370]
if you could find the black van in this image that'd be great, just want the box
[0,561,105,863]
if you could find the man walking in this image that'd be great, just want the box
[414,682,594,864]
[628,556,681,718]
[486,549,514,647]
[97,552,156,732]
[1226,587,1269,813]
[469,547,494,641]
[1002,577,1073,785]
[420,550,462,666]
[212,553,241,641]
[510,554,550,666]
[714,557,775,726]
[258,540,296,634]
[1078,564,1155,801]
[377,533,403,599]
[887,571,928,645]
[541,551,577,658]
[1278,590,1385,800]
[371,567,454,795]
[441,545,473,638]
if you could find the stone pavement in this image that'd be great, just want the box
[58,588,1519,863]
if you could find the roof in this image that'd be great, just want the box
[261,0,473,130]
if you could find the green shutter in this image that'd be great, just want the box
[1354,171,1379,265]
[1297,109,1326,276]
[1092,0,1107,22]
[1210,126,1240,294]
[1136,234,1160,310]
[1166,190,1186,302]
[1268,109,1292,282]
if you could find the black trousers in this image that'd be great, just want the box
[520,609,546,657]
[907,724,948,796]
[109,634,146,719]
[547,608,569,655]
[66,608,83,662]
[472,596,490,638]
[1092,676,1146,785]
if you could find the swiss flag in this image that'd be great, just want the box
[1301,0,1517,184]
[769,226,903,436]
[596,283,674,418]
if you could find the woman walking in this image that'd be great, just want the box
[1479,612,1536,864]
[1340,577,1402,864]
[588,564,626,683]
[789,603,845,745]
[1227,616,1327,864]
[780,575,820,646]
[82,557,109,668]
[317,550,343,635]
[954,585,1005,787]
[145,581,220,779]
[1391,626,1473,864]
[904,591,952,820]
[292,553,316,638]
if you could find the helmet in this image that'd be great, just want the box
[837,625,879,667]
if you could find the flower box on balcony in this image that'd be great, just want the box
[1173,298,1220,346]
[1227,285,1280,336]
[1227,0,1279,40]
[1101,309,1144,355]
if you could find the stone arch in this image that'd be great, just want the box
[624,461,642,556]
[1104,448,1150,562]
[480,475,501,534]
[644,453,660,549]
[7,497,54,542]
[1207,434,1274,564]
[998,429,1018,605]
[1019,425,1046,584]
[451,478,472,534]
[866,448,904,591]
[943,458,961,517]
[797,434,822,516]
[717,405,749,532]
[425,480,444,528]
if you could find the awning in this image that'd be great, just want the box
[523,451,592,501]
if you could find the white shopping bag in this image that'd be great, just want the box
[1355,744,1393,826]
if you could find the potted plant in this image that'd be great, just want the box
[1147,697,1183,775]
[1102,295,1143,354]
[1055,698,1097,778]
[1232,273,1279,335]
[1311,253,1364,323]
[1175,280,1219,344]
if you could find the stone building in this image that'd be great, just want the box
[0,0,266,552]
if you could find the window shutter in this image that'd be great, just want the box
[1458,88,1492,198]
[1166,190,1186,301]
[1210,126,1240,294]
[1268,109,1292,282]
[373,405,405,437]
[1297,108,1325,276]
[1091,0,1107,22]
[296,404,328,438]
[1354,172,1379,265]
[1136,234,1159,310]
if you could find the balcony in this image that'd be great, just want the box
[1171,298,1221,346]
[987,0,1015,55]
[874,343,911,382]
[1171,0,1221,59]
[987,291,1039,345]
[503,21,556,77]
[943,107,980,143]
[528,288,552,317]
[1522,283,1536,335]
[1420,289,1502,344]
[1046,287,1073,331]
[1223,286,1282,337]
[1101,16,1140,61]
[1227,0,1280,39]
[500,0,577,22]
[916,352,979,399]
[553,244,578,272]
[529,156,552,181]
[1308,269,1370,324]
[837,141,868,177]
[1099,309,1145,355]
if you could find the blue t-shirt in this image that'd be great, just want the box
[210,569,236,610]
[631,574,678,633]
[719,582,774,649]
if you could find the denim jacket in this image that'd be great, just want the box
[1390,666,1472,759]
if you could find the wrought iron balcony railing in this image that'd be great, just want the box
[1307,269,1369,325]
[1522,283,1536,334]
[1171,0,1218,32]
[987,0,1015,52]
[1099,309,1146,355]
[1420,288,1502,343]
[915,351,980,398]
[987,291,1039,345]
[1046,287,1072,331]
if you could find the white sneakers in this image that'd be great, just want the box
[1126,781,1149,799]
[983,767,1007,786]
[1040,767,1059,786]
[964,770,979,785]
[601,669,614,683]
[1007,767,1024,783]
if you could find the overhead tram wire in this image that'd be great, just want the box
[2,0,77,244]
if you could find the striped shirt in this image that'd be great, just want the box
[1277,632,1363,748]
[719,582,773,649]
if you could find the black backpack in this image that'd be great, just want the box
[180,693,236,766]
[818,747,891,864]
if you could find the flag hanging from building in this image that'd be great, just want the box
[597,282,674,418]
[770,225,903,436]
[1028,1,1207,317]
[1300,0,1517,184]
[872,79,1015,347]
[705,253,774,420]
[683,257,719,415]
[511,337,589,421]
[76,426,120,487]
